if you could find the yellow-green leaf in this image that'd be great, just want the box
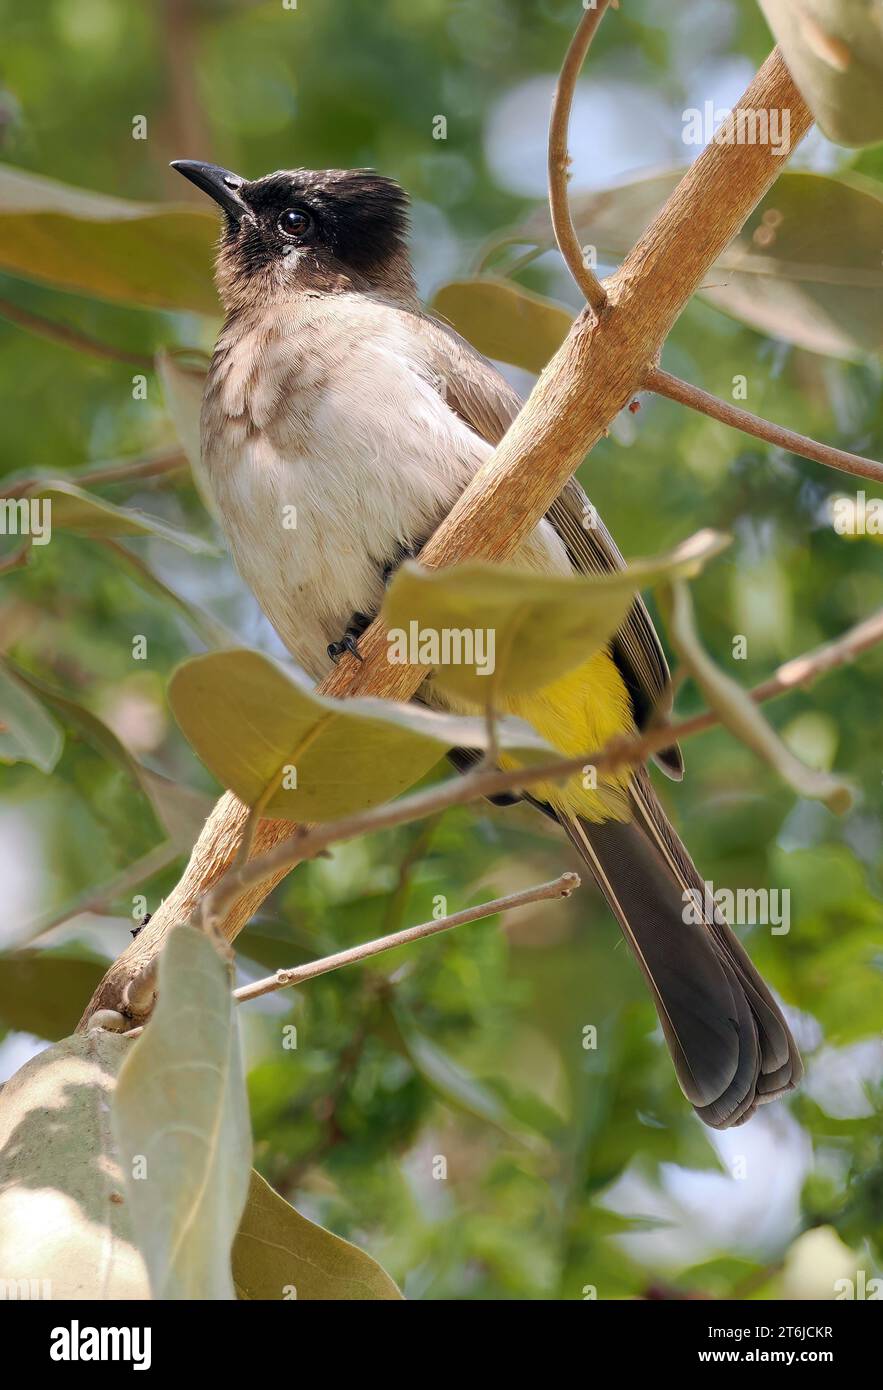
[432,278,572,373]
[382,530,728,702]
[760,0,883,146]
[0,163,218,313]
[168,648,556,821]
[112,926,252,1300]
[233,1170,402,1301]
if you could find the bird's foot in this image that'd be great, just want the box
[327,612,371,664]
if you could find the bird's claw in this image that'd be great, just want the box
[327,628,365,664]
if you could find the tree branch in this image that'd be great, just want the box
[645,365,883,486]
[234,872,580,1004]
[77,46,815,1029]
[0,295,155,370]
[1,448,186,501]
[85,599,883,1035]
[547,0,610,315]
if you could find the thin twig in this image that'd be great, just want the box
[234,872,580,1003]
[645,365,883,486]
[196,604,883,931]
[0,295,155,370]
[547,0,610,315]
[1,448,186,501]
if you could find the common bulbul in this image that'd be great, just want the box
[172,159,802,1128]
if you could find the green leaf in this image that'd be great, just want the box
[665,580,853,813]
[394,1008,541,1143]
[168,648,556,821]
[232,1169,402,1300]
[382,529,728,702]
[112,925,252,1300]
[0,952,106,1039]
[432,278,573,374]
[4,660,212,843]
[491,170,883,361]
[104,538,235,648]
[0,659,63,772]
[0,163,218,312]
[0,1032,150,1299]
[26,479,217,553]
[759,1,883,147]
[769,846,881,1042]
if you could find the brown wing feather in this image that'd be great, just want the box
[420,312,684,777]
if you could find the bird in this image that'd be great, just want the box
[172,158,802,1128]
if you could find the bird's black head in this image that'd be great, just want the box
[172,161,416,312]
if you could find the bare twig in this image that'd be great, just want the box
[122,959,159,1017]
[234,872,580,1003]
[645,365,883,486]
[0,296,155,370]
[1,448,186,501]
[547,0,610,315]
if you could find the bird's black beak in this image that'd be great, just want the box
[171,160,249,223]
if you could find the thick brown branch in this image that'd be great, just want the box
[547,0,610,314]
[78,47,814,1029]
[646,365,883,485]
[234,873,580,1003]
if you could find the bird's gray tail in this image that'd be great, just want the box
[560,768,802,1128]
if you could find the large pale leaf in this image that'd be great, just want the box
[232,1169,402,1300]
[112,925,251,1300]
[25,479,216,553]
[473,171,883,363]
[0,659,63,772]
[0,163,218,312]
[382,530,728,701]
[666,580,853,813]
[759,1,883,146]
[0,952,106,1039]
[0,1031,149,1299]
[168,648,556,821]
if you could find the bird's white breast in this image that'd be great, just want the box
[201,293,569,681]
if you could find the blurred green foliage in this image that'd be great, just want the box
[0,0,881,1300]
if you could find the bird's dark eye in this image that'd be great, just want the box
[277,208,312,238]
